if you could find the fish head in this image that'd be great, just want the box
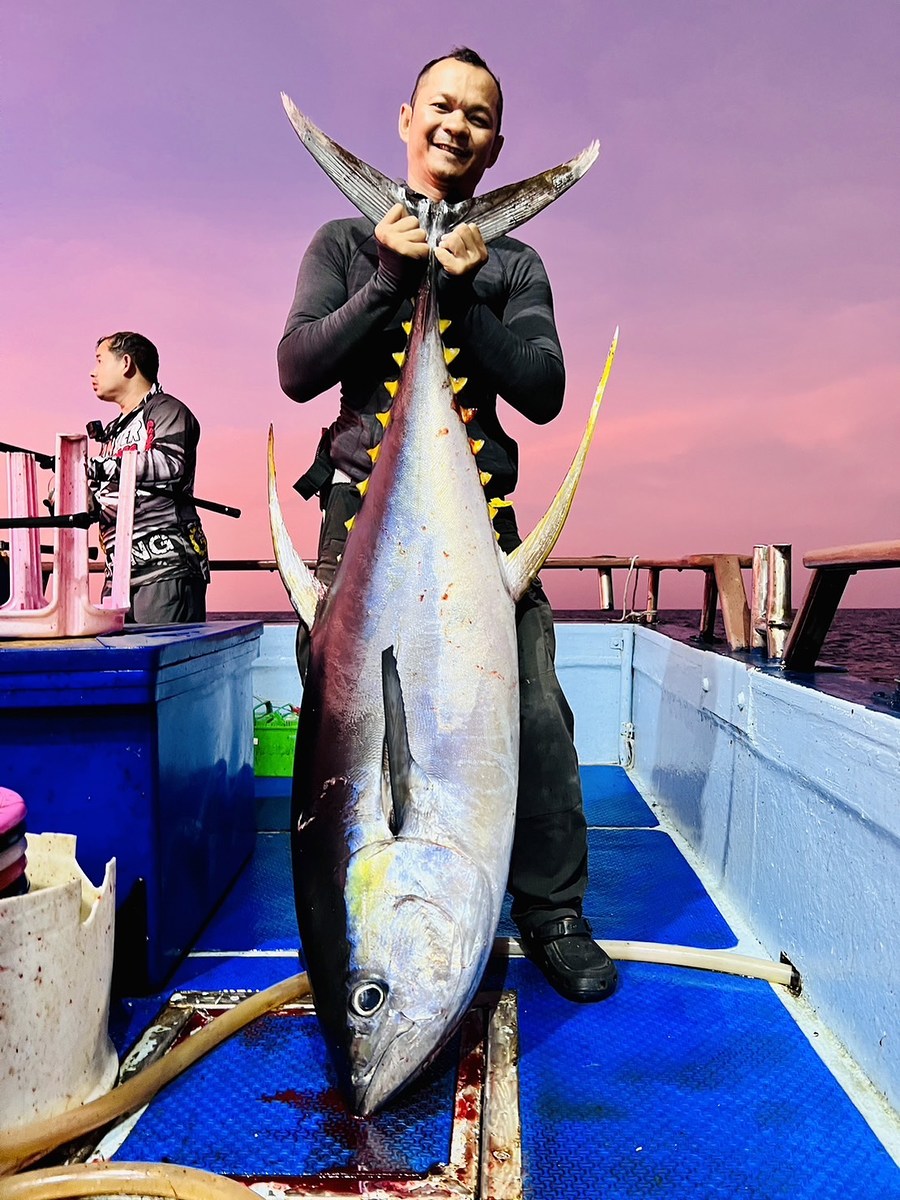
[318,836,495,1115]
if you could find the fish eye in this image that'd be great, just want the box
[349,979,388,1017]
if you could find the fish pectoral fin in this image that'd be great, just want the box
[281,94,401,225]
[268,425,326,628]
[381,645,418,836]
[502,329,618,601]
[463,141,600,244]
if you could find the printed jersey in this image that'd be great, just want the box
[88,389,210,590]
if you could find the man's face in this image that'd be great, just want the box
[399,58,503,201]
[91,340,127,403]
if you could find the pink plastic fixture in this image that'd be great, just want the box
[0,435,136,638]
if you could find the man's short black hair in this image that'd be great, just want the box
[411,47,503,135]
[98,331,160,384]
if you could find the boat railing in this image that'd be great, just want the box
[204,553,759,651]
[3,534,895,682]
[203,547,895,685]
[782,540,900,673]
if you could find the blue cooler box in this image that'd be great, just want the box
[0,621,262,991]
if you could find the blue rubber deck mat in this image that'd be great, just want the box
[253,765,658,833]
[107,961,898,1197]
[109,956,301,1055]
[193,832,296,952]
[254,775,292,832]
[193,827,735,954]
[507,959,899,1199]
[581,764,659,828]
[111,1010,461,1177]
[496,828,736,946]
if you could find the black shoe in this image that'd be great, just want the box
[519,916,618,1003]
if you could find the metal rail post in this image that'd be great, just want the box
[751,545,769,652]
[766,544,792,661]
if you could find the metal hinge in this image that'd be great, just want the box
[620,721,635,769]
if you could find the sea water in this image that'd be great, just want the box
[653,607,900,688]
[219,608,900,688]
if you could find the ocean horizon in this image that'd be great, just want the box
[209,607,900,690]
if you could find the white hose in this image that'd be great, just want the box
[0,1161,254,1200]
[0,973,310,1178]
[502,936,799,989]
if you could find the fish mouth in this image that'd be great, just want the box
[349,1015,414,1115]
[352,1016,428,1116]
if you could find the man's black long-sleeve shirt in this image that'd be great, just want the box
[277,216,565,499]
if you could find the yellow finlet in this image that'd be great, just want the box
[401,320,412,335]
[479,471,493,487]
[367,445,381,463]
[384,380,399,398]
[443,347,460,365]
[344,515,356,532]
[356,477,369,497]
[450,376,467,394]
[392,351,406,368]
[439,319,451,333]
[469,438,485,455]
[375,410,391,428]
[460,407,477,424]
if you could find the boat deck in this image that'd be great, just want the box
[98,766,900,1199]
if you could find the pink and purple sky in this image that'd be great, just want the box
[2,1,898,611]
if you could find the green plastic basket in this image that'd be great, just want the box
[253,702,300,777]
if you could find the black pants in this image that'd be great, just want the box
[300,483,588,934]
[127,575,207,624]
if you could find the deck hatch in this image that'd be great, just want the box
[87,989,522,1198]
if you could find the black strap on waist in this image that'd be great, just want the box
[293,428,333,500]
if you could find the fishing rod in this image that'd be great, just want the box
[83,422,242,518]
[0,441,55,470]
[0,513,97,530]
[0,538,99,558]
[1,437,241,519]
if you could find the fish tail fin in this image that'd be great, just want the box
[502,328,619,602]
[464,142,600,244]
[282,94,599,244]
[281,94,400,225]
[267,425,325,628]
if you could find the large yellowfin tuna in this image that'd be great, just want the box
[269,96,617,1114]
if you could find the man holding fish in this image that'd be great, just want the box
[278,48,617,1007]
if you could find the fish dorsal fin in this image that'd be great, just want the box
[281,94,401,225]
[463,142,600,244]
[381,646,417,836]
[502,329,618,601]
[267,426,326,628]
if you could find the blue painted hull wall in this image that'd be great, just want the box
[627,626,900,1115]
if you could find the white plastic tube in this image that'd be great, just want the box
[0,1161,255,1200]
[0,973,310,1177]
[501,936,799,989]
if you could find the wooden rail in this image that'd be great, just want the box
[7,541,895,676]
[206,554,756,651]
[782,541,900,672]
